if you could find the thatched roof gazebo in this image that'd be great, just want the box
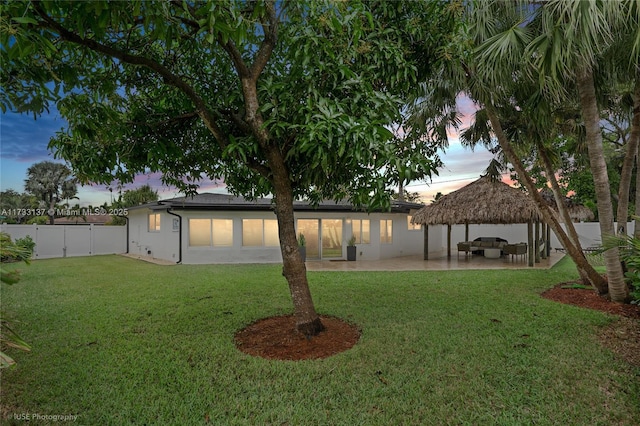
[539,189,595,222]
[411,176,547,267]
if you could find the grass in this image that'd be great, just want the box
[1,255,639,425]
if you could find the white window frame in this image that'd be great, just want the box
[242,219,279,247]
[407,216,422,231]
[380,219,393,244]
[211,219,233,247]
[188,218,233,247]
[351,219,371,244]
[148,213,161,232]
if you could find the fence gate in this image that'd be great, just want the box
[1,224,126,259]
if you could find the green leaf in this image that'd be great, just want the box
[11,17,38,25]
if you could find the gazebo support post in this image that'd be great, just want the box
[465,223,469,242]
[528,221,534,267]
[447,224,452,258]
[541,223,547,259]
[423,224,429,260]
[535,221,541,263]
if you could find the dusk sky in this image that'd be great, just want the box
[0,96,497,207]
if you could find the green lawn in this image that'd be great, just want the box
[1,255,638,425]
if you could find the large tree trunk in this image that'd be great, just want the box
[615,80,640,235]
[268,147,324,337]
[630,82,640,239]
[577,70,628,302]
[48,198,55,225]
[484,104,608,293]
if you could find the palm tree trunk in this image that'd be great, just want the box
[615,80,640,235]
[630,82,640,239]
[576,69,628,302]
[484,104,608,293]
[537,148,600,284]
[538,148,582,247]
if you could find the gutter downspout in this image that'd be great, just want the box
[116,214,130,254]
[166,208,183,264]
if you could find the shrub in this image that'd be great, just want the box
[14,235,35,258]
[1,234,32,263]
[600,233,640,304]
[26,215,47,225]
[0,233,32,368]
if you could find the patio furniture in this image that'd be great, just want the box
[457,238,508,257]
[484,248,501,258]
[503,243,527,261]
[457,242,473,258]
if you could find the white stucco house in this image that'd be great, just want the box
[125,193,425,264]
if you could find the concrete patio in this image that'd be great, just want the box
[123,250,566,270]
[306,251,566,272]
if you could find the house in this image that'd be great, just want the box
[54,213,113,225]
[125,193,424,264]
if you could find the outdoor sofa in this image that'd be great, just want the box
[457,237,527,259]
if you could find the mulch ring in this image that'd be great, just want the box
[235,315,360,361]
[541,282,640,319]
[541,282,640,367]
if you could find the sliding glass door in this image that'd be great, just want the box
[296,219,343,259]
[321,219,343,259]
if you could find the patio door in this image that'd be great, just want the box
[297,219,320,259]
[321,219,343,259]
[296,219,343,260]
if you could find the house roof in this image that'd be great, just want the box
[54,213,113,225]
[129,193,422,214]
[411,176,543,225]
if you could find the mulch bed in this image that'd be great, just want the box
[235,315,360,361]
[541,283,640,319]
[541,282,640,367]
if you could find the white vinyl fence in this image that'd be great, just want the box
[1,224,126,259]
[423,222,635,258]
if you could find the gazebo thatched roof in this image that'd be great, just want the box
[411,176,543,225]
[539,189,595,222]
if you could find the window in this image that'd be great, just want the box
[212,219,233,246]
[380,219,393,244]
[242,219,279,247]
[264,220,279,246]
[188,218,233,247]
[189,219,211,246]
[351,219,370,244]
[148,213,161,232]
[407,216,422,231]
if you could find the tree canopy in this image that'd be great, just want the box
[1,0,460,334]
[24,161,77,224]
[1,0,457,207]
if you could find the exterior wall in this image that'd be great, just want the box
[126,208,423,264]
[127,210,180,262]
[5,217,630,263]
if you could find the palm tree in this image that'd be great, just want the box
[412,0,609,292]
[524,0,638,302]
[24,161,78,225]
[454,0,636,301]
